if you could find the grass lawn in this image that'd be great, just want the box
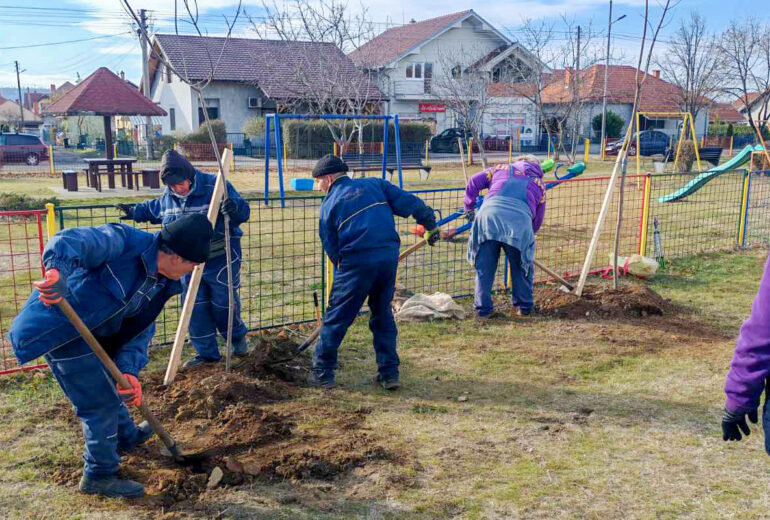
[0,248,768,519]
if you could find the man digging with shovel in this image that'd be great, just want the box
[8,214,213,499]
[311,155,439,390]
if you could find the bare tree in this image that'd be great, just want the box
[249,0,383,154]
[657,11,722,128]
[718,19,770,136]
[120,0,243,373]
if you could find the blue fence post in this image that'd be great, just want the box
[382,116,390,180]
[274,115,286,208]
[264,116,271,206]
[394,114,403,188]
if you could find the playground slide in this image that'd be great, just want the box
[657,145,763,203]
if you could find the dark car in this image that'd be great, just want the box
[605,130,671,157]
[430,127,474,153]
[0,133,49,166]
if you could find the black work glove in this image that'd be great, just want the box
[722,407,758,441]
[220,198,238,217]
[465,209,475,222]
[116,203,134,221]
[424,227,440,246]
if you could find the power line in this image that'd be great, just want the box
[2,33,127,50]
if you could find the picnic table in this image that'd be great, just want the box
[84,157,138,191]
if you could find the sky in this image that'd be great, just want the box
[0,0,761,95]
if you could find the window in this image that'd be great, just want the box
[414,63,422,79]
[406,62,432,80]
[451,64,462,79]
[406,64,413,79]
[169,108,176,131]
[424,63,433,79]
[198,98,220,124]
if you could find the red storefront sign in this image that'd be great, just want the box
[419,103,446,113]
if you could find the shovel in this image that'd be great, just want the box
[55,298,208,466]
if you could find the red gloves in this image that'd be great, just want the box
[32,268,67,306]
[117,374,142,407]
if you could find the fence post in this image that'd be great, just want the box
[508,138,512,163]
[228,143,235,171]
[729,136,734,157]
[45,203,56,240]
[333,142,338,157]
[600,138,605,161]
[737,171,751,248]
[638,174,652,255]
[584,138,590,164]
[47,145,55,174]
[113,143,118,158]
[173,142,178,151]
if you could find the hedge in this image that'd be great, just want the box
[279,120,433,159]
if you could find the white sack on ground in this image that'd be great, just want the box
[394,292,466,322]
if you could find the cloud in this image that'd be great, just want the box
[0,70,74,88]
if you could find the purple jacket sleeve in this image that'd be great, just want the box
[464,171,490,211]
[725,254,770,413]
[527,179,546,234]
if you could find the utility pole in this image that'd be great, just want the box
[15,61,24,128]
[571,25,581,158]
[139,9,154,160]
[601,2,626,157]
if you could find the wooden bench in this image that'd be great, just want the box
[341,153,431,180]
[665,146,723,167]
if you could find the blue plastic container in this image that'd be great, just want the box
[290,178,314,191]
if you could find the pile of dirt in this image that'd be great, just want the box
[53,334,395,507]
[535,283,672,319]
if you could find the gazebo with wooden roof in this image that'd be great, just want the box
[44,67,166,162]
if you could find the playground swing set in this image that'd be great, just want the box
[634,111,702,175]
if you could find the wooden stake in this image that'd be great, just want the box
[164,148,231,385]
[457,137,469,183]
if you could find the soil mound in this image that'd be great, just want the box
[50,334,394,508]
[536,283,672,319]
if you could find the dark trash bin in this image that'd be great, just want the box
[141,169,160,189]
[61,169,78,192]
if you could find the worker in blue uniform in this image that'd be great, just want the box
[8,213,213,499]
[312,154,439,390]
[116,150,251,369]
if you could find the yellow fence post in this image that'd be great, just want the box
[228,143,235,171]
[325,255,334,305]
[45,203,56,240]
[380,142,384,154]
[467,138,473,166]
[737,172,751,247]
[48,145,54,174]
[282,140,287,165]
[173,142,178,151]
[113,143,118,158]
[333,142,338,157]
[584,138,590,164]
[638,175,652,256]
[508,138,512,163]
[729,136,734,157]
[600,138,605,161]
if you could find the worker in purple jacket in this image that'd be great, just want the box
[464,155,546,318]
[723,255,770,447]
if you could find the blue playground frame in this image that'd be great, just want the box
[265,114,404,207]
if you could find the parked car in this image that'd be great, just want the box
[604,130,671,157]
[430,128,475,153]
[0,133,49,166]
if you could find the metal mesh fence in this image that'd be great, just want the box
[0,210,47,374]
[745,172,770,248]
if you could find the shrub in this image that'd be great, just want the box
[153,135,177,157]
[592,110,624,139]
[0,193,60,211]
[242,116,266,137]
[179,120,227,144]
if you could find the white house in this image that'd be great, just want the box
[484,82,540,143]
[350,10,541,134]
[147,34,381,136]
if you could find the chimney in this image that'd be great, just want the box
[50,84,56,94]
[409,18,416,24]
[120,70,125,80]
[653,69,660,78]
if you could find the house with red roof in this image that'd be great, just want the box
[146,34,382,135]
[350,10,542,133]
[731,92,770,124]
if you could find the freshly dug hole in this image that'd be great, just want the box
[536,283,672,319]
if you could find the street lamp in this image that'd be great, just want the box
[600,1,626,156]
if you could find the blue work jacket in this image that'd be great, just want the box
[319,176,435,265]
[132,169,250,244]
[8,224,182,376]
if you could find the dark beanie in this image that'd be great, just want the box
[160,149,196,186]
[159,213,213,263]
[312,154,349,178]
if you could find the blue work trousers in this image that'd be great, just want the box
[182,242,248,360]
[44,340,142,478]
[474,240,534,316]
[314,257,399,379]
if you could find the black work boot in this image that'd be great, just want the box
[79,474,145,499]
[375,374,400,391]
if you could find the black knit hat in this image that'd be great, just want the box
[312,154,349,178]
[160,149,196,186]
[159,213,213,263]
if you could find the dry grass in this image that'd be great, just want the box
[1,248,769,518]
